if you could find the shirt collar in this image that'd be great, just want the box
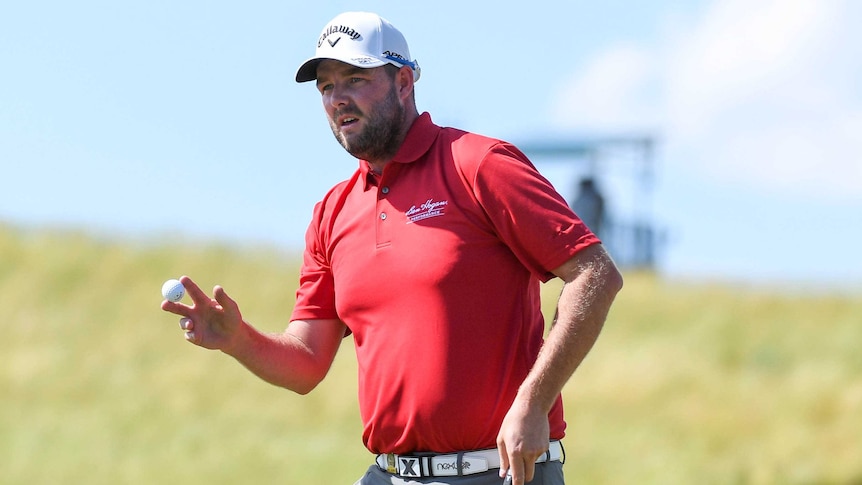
[360,112,440,190]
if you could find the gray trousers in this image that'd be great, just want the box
[353,461,564,485]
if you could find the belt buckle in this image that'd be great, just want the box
[385,454,397,474]
[396,455,423,478]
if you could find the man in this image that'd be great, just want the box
[571,177,606,238]
[161,11,623,485]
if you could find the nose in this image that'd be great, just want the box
[327,83,349,108]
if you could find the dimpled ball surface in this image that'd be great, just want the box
[161,279,185,302]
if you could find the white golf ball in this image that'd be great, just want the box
[161,279,185,302]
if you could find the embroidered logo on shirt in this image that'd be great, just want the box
[405,198,448,224]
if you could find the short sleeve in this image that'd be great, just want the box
[471,143,600,281]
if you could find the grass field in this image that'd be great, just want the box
[2,224,861,484]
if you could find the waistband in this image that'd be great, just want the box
[375,440,564,479]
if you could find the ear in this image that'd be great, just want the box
[395,65,415,101]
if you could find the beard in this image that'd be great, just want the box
[328,85,405,162]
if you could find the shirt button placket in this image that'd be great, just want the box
[376,185,392,248]
[380,186,391,222]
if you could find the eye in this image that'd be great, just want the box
[318,83,333,94]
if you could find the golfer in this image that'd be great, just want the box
[162,11,623,485]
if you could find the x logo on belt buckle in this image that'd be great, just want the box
[399,457,420,477]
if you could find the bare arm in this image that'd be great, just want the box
[161,275,346,395]
[497,243,623,484]
[223,318,345,395]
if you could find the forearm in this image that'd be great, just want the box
[518,245,623,413]
[495,246,622,483]
[226,319,344,395]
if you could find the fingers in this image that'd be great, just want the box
[213,285,242,320]
[497,438,543,484]
[161,276,222,316]
[522,461,536,485]
[508,460,527,485]
[179,275,209,303]
[500,458,534,485]
[497,442,527,483]
[161,277,204,343]
[179,317,196,343]
[161,276,203,316]
[498,442,510,478]
[159,277,241,349]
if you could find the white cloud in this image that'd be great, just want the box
[553,0,862,201]
[555,44,661,131]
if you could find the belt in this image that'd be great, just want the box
[375,440,564,478]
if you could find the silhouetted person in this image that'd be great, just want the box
[572,177,605,238]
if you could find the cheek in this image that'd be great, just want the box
[321,102,336,123]
[321,91,337,109]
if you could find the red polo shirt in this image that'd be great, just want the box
[291,113,599,454]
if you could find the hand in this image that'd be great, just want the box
[496,397,550,485]
[160,275,244,352]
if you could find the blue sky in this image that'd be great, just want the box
[2,1,860,288]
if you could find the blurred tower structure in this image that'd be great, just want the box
[520,136,660,270]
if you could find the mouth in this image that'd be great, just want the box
[335,110,361,129]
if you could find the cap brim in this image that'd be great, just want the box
[295,56,389,83]
[295,58,323,83]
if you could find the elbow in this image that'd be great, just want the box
[289,367,330,395]
[293,383,316,396]
[592,247,623,296]
[291,377,322,395]
[608,265,624,294]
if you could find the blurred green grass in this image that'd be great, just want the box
[2,224,860,484]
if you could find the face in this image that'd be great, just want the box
[316,60,406,163]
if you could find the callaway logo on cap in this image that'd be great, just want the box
[295,11,421,83]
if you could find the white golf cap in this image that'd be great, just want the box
[295,11,420,83]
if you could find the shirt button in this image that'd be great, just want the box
[381,186,390,194]
[380,212,387,220]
